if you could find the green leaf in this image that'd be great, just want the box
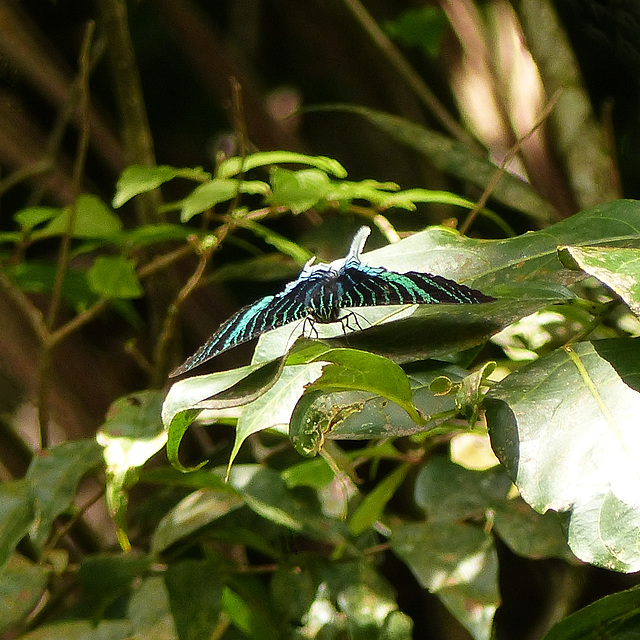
[0,481,34,570]
[164,560,224,640]
[37,195,122,239]
[78,553,151,621]
[267,167,331,214]
[151,486,244,555]
[272,555,409,638]
[97,391,167,548]
[179,178,270,222]
[113,164,211,208]
[14,206,60,230]
[163,363,274,471]
[559,245,640,317]
[313,104,557,224]
[12,620,132,640]
[240,220,313,265]
[543,585,640,640]
[310,349,424,421]
[87,256,144,299]
[379,187,478,211]
[120,223,192,248]
[230,361,325,466]
[391,520,499,640]
[486,338,640,572]
[0,555,50,633]
[216,151,347,179]
[385,6,448,58]
[11,262,96,311]
[227,465,348,545]
[26,440,103,551]
[348,464,410,535]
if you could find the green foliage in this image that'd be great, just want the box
[3,4,640,639]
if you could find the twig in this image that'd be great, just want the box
[38,22,95,449]
[341,0,480,151]
[459,89,562,235]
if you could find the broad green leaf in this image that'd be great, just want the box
[164,560,223,640]
[37,195,122,239]
[348,464,410,535]
[415,457,573,561]
[78,553,151,621]
[289,365,466,456]
[163,363,275,471]
[87,256,143,299]
[360,201,640,292]
[227,465,348,546]
[231,361,325,466]
[559,245,640,317]
[0,555,50,633]
[391,520,499,640]
[14,206,60,230]
[113,164,211,208]
[216,151,347,179]
[26,440,103,551]
[151,487,244,555]
[11,262,96,311]
[314,104,557,224]
[179,178,270,222]
[543,585,640,640]
[486,338,640,572]
[308,349,423,421]
[267,167,331,214]
[97,391,166,548]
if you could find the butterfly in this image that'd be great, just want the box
[170,226,494,376]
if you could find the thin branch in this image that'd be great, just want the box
[459,89,562,235]
[341,0,480,151]
[38,22,95,449]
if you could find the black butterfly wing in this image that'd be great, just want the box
[170,272,327,376]
[336,262,495,307]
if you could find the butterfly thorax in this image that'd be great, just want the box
[306,272,341,323]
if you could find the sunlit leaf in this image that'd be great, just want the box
[486,338,640,572]
[97,391,166,548]
[179,178,270,222]
[113,164,211,208]
[268,167,331,214]
[216,151,347,179]
[391,519,499,640]
[559,245,640,317]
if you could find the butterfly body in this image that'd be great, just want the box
[170,227,494,376]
